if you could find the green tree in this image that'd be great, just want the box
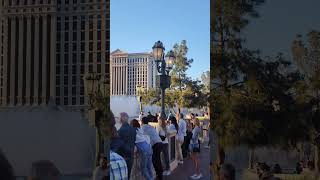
[211,0,265,177]
[292,31,320,172]
[170,40,194,113]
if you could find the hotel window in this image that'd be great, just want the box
[57,32,61,41]
[73,22,77,30]
[81,32,85,40]
[80,65,85,74]
[72,53,77,63]
[64,76,68,85]
[64,32,69,41]
[56,43,60,52]
[64,66,68,74]
[64,97,68,105]
[56,54,60,64]
[97,42,101,51]
[89,64,93,72]
[56,87,60,96]
[80,97,84,104]
[81,53,85,63]
[64,87,68,95]
[56,76,60,85]
[89,53,93,62]
[97,52,101,62]
[65,22,69,30]
[64,43,69,52]
[81,42,85,51]
[72,97,76,105]
[65,0,69,4]
[64,54,69,64]
[72,66,77,75]
[89,42,93,51]
[72,43,76,51]
[73,32,77,41]
[97,31,101,40]
[89,31,93,40]
[56,66,60,74]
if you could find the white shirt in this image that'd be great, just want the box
[178,119,187,137]
[156,125,169,144]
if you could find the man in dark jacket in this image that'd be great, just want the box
[117,112,136,179]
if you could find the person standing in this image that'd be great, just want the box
[109,151,129,180]
[141,117,164,180]
[118,112,136,179]
[131,119,153,180]
[178,113,187,160]
[190,118,202,179]
[169,116,184,165]
[156,116,171,176]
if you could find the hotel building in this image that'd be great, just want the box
[110,49,157,96]
[0,0,109,109]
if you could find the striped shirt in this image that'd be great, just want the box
[110,151,128,180]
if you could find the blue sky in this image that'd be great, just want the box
[110,0,210,79]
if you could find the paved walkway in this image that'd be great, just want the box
[164,144,211,180]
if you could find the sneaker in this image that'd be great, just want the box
[178,160,184,164]
[191,173,203,179]
[163,170,171,176]
[190,174,198,178]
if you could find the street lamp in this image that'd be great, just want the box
[83,73,109,166]
[152,40,175,119]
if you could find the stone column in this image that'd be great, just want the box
[33,15,40,105]
[41,15,47,105]
[25,15,32,105]
[17,15,24,106]
[50,15,56,103]
[9,16,16,106]
[2,18,8,105]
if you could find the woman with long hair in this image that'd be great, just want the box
[190,118,202,179]
[156,116,171,176]
[130,119,153,180]
[168,116,185,164]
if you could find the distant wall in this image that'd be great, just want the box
[0,108,96,176]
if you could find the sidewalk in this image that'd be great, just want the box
[164,144,211,180]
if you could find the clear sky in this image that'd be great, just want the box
[243,0,320,59]
[110,0,210,80]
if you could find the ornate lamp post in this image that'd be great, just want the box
[152,41,175,119]
[83,73,109,166]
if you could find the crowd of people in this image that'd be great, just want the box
[102,111,206,180]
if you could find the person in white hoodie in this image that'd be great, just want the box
[130,119,153,180]
[156,116,171,176]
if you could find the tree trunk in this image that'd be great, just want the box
[213,142,225,180]
[248,148,255,169]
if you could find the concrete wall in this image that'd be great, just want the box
[0,107,96,176]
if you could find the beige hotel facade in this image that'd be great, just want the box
[0,0,109,109]
[110,49,157,96]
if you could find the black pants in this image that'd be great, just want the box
[152,143,163,180]
[183,132,193,158]
[162,143,170,170]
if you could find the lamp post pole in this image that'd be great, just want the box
[152,40,175,120]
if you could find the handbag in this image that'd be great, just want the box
[159,135,166,141]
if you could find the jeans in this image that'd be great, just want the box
[176,138,184,161]
[152,143,163,180]
[139,151,153,180]
[162,143,170,171]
